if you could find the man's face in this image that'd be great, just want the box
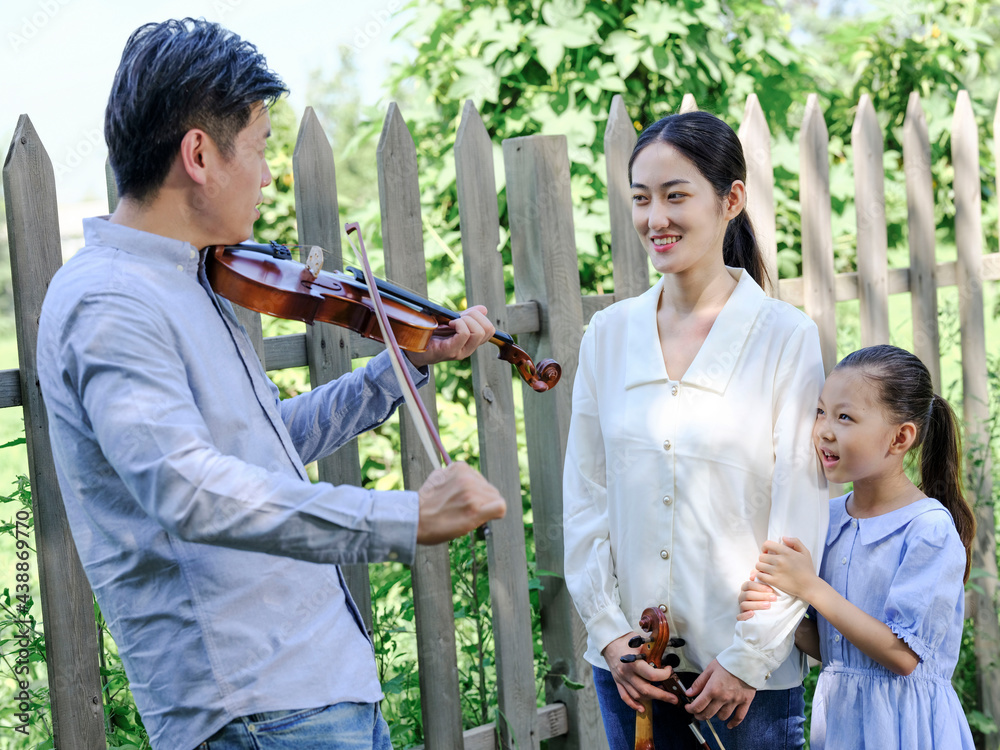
[203,101,272,245]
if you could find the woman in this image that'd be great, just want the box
[563,111,828,749]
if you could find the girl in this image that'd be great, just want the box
[563,110,828,749]
[739,344,976,748]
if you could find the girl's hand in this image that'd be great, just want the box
[754,536,819,601]
[737,570,777,621]
[601,632,679,711]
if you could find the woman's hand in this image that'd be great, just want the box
[754,536,820,602]
[601,633,679,712]
[736,571,777,621]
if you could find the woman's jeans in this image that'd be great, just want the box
[593,665,805,750]
[196,702,391,750]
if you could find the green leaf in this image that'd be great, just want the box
[600,30,643,78]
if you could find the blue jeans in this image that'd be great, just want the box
[593,666,804,750]
[196,703,391,750]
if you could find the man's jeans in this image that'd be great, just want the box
[593,665,805,749]
[197,703,391,750]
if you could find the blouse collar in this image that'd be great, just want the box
[624,267,766,394]
[828,493,952,546]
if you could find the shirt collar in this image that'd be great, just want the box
[828,492,951,546]
[623,268,766,393]
[83,216,202,274]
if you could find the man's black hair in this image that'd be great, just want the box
[104,18,288,203]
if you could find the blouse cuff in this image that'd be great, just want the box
[585,604,634,657]
[716,637,782,690]
[887,621,929,662]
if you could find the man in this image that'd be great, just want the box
[36,18,505,750]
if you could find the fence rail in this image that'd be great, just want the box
[2,88,999,749]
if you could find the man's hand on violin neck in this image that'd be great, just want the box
[405,306,496,368]
[602,633,679,712]
[416,462,506,545]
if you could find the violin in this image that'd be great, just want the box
[203,241,561,392]
[620,607,715,750]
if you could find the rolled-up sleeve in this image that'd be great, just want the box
[718,319,829,687]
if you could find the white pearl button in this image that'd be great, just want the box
[671,385,679,396]
[660,549,670,560]
[663,495,672,506]
[663,439,672,451]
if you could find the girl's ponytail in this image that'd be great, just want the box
[723,208,769,290]
[921,393,975,582]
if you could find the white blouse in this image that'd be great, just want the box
[563,268,829,690]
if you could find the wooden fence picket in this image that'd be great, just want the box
[739,94,778,296]
[454,100,542,750]
[799,94,839,374]
[952,90,1000,731]
[377,103,464,748]
[3,115,105,749]
[852,95,891,347]
[902,93,942,391]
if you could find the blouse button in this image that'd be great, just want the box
[671,385,679,396]
[851,518,857,527]
[662,495,673,506]
[833,634,841,643]
[841,557,847,565]
[176,264,184,272]
[660,549,670,560]
[663,439,672,451]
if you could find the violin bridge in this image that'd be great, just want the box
[302,245,324,279]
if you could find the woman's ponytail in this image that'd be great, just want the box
[723,208,769,289]
[920,393,975,582]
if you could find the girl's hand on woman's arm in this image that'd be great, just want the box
[754,537,822,601]
[736,571,777,622]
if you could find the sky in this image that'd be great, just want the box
[2,0,409,205]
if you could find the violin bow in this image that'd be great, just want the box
[344,223,450,469]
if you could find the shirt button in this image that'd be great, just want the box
[671,385,679,396]
[842,557,847,564]
[764,671,771,680]
[851,518,857,527]
[660,549,670,560]
[189,249,197,259]
[662,495,673,506]
[834,634,841,643]
[663,439,672,451]
[176,264,184,272]
[388,551,399,561]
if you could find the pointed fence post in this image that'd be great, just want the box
[953,90,1000,733]
[4,116,106,749]
[377,103,464,749]
[455,101,541,750]
[902,93,941,391]
[799,95,838,374]
[293,107,373,633]
[604,95,648,300]
[503,134,606,750]
[679,94,698,113]
[851,95,890,346]
[739,94,778,296]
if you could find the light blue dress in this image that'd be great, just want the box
[810,494,975,749]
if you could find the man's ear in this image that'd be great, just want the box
[888,421,918,456]
[178,129,211,186]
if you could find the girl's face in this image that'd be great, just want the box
[812,368,900,484]
[630,141,744,278]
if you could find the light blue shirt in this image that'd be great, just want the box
[810,494,975,749]
[37,217,423,750]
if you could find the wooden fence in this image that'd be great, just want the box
[2,88,999,749]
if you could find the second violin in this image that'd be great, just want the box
[204,241,561,392]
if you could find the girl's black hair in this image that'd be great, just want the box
[837,345,975,581]
[628,111,769,289]
[105,18,288,203]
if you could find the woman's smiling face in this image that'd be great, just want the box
[630,141,741,278]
